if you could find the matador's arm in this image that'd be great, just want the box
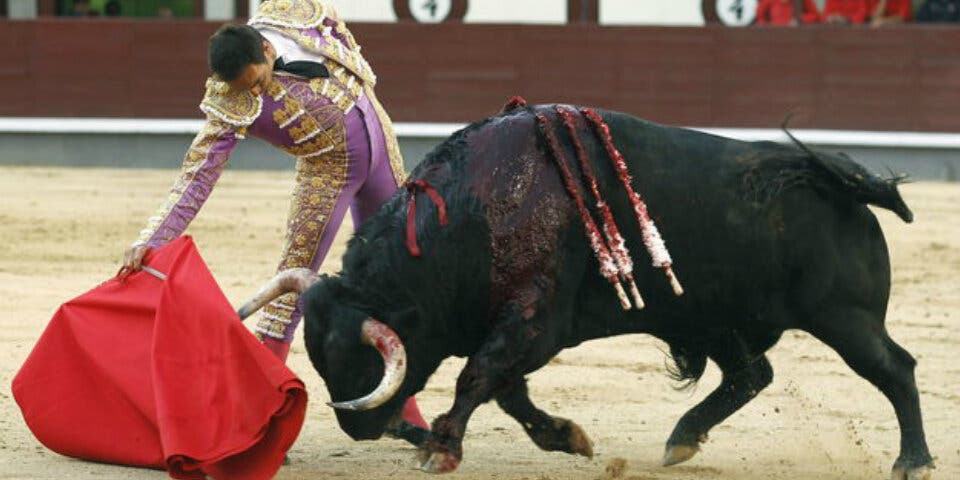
[132,120,241,248]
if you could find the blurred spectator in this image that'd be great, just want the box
[68,0,98,16]
[756,0,822,25]
[916,0,960,22]
[104,0,121,17]
[869,0,912,26]
[822,0,869,24]
[157,6,175,19]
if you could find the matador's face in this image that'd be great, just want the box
[227,40,277,97]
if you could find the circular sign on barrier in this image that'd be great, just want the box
[714,0,758,26]
[409,0,453,23]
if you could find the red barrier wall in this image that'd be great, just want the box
[1,19,959,131]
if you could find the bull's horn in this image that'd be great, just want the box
[236,267,319,320]
[328,319,407,411]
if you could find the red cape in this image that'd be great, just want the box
[12,236,307,479]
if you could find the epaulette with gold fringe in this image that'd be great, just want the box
[199,77,263,128]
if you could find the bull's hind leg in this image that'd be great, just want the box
[663,334,775,466]
[495,378,593,458]
[806,307,933,480]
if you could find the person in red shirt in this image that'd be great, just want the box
[756,0,822,25]
[869,0,913,26]
[823,0,870,23]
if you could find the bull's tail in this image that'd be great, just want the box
[782,125,914,223]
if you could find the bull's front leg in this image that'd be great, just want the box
[419,317,551,473]
[496,378,593,458]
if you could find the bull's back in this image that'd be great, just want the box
[601,111,892,324]
[401,107,891,329]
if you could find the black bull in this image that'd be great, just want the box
[254,104,933,477]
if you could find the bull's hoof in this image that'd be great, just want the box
[891,465,933,480]
[661,444,699,467]
[527,417,594,458]
[417,450,461,474]
[566,420,594,458]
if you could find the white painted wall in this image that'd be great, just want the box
[244,0,397,22]
[326,0,398,22]
[245,0,712,25]
[465,0,566,24]
[8,0,38,19]
[205,0,235,21]
[326,0,567,24]
[599,0,704,26]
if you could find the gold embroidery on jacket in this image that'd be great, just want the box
[272,99,305,129]
[255,116,349,340]
[136,120,236,246]
[263,79,341,156]
[200,78,262,127]
[281,124,340,158]
[251,0,326,28]
[267,80,286,101]
[308,74,362,114]
[289,115,322,144]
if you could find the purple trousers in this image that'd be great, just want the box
[255,92,401,348]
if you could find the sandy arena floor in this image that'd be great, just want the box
[0,166,957,480]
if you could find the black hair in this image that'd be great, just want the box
[208,24,268,81]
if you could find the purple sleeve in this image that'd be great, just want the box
[133,121,240,248]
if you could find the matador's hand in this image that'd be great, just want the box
[121,245,150,271]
